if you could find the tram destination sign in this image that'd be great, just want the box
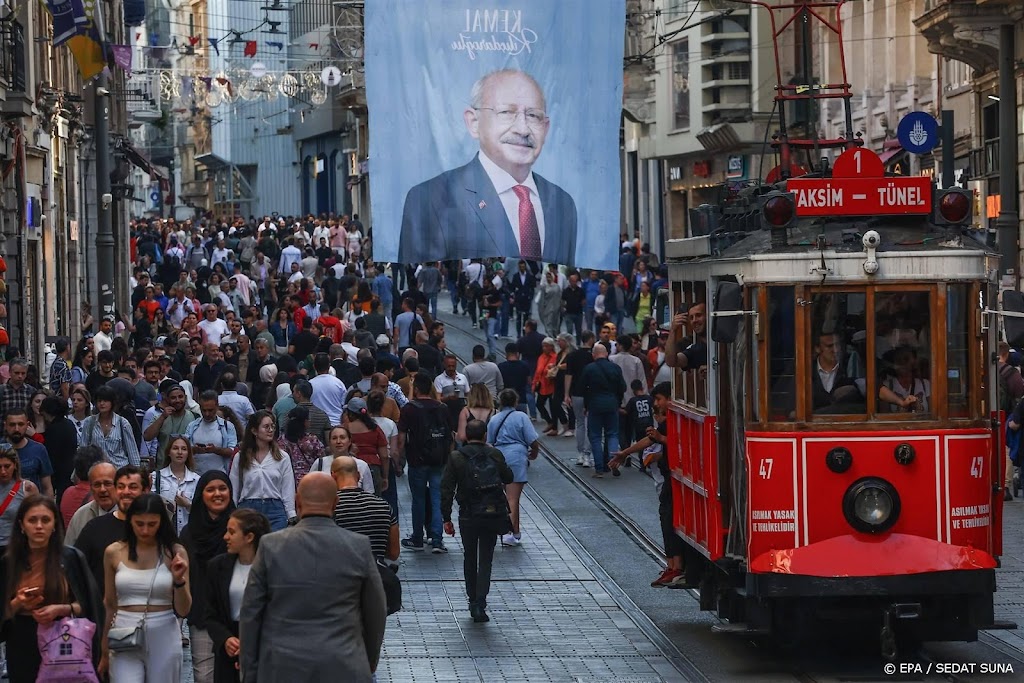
[786,177,932,216]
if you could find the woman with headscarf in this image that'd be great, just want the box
[178,379,202,414]
[180,471,235,683]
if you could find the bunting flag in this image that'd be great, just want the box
[65,0,106,80]
[188,35,200,46]
[111,45,132,75]
[309,43,318,50]
[267,41,283,51]
[208,38,220,55]
[243,41,257,57]
[43,0,89,48]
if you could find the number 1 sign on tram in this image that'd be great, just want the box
[786,148,932,217]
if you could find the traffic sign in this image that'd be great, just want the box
[787,177,932,216]
[832,148,883,178]
[897,112,939,155]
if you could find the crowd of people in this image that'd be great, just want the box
[0,212,707,681]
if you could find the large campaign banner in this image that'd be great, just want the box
[365,0,624,270]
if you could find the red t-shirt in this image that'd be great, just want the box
[349,426,387,467]
[138,299,162,322]
[318,315,343,343]
[291,307,306,332]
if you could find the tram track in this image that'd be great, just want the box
[437,310,1024,682]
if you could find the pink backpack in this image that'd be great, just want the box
[35,617,99,683]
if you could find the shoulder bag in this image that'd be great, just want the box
[106,558,160,652]
[0,480,22,518]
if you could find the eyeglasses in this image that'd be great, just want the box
[475,107,547,128]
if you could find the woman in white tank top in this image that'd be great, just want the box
[100,493,192,681]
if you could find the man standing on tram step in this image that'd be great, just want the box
[240,473,386,683]
[579,344,626,477]
[442,418,514,623]
[666,303,707,371]
[609,382,699,588]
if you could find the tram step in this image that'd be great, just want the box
[710,623,770,636]
[985,620,1018,630]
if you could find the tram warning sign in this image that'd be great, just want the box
[787,148,932,216]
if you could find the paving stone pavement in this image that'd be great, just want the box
[377,477,689,682]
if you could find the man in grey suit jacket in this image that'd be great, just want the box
[399,68,578,266]
[240,473,387,682]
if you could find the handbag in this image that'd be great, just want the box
[106,559,160,653]
[36,617,100,683]
[376,559,402,616]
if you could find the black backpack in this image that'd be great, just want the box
[412,400,451,466]
[461,446,510,519]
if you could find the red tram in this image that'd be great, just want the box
[662,0,1006,655]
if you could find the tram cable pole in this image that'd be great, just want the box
[996,23,1018,286]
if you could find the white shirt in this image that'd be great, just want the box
[434,371,470,398]
[312,225,331,246]
[218,391,255,422]
[309,374,348,425]
[156,466,200,534]
[167,297,195,327]
[279,245,302,274]
[817,360,839,394]
[288,271,304,284]
[93,330,114,353]
[478,151,546,256]
[229,449,296,517]
[198,317,229,346]
[229,561,252,621]
[211,247,230,266]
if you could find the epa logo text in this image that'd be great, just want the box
[898,662,1015,675]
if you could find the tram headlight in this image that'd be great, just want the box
[842,478,901,534]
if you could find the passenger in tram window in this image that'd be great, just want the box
[879,346,931,413]
[665,302,706,372]
[811,333,862,412]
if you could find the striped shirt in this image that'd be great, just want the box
[332,488,396,559]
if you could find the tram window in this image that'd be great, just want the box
[670,280,708,409]
[946,284,970,418]
[875,292,932,416]
[810,292,867,416]
[767,286,796,420]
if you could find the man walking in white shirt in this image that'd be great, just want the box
[309,353,347,425]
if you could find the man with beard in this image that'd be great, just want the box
[74,465,151,587]
[142,381,200,469]
[3,409,53,497]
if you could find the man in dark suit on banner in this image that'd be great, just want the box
[398,68,578,266]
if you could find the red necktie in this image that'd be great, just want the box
[512,185,541,261]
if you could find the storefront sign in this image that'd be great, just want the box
[726,155,744,180]
[693,160,712,178]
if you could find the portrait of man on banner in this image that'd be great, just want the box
[397,68,577,266]
[365,0,624,270]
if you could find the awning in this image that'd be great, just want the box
[194,152,231,171]
[118,139,168,187]
[878,142,904,165]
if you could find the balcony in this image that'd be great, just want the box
[914,0,1023,73]
[0,20,31,118]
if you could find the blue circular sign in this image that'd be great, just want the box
[897,112,939,154]
[150,191,160,204]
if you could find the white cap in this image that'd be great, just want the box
[375,334,390,346]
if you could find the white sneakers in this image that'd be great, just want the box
[501,534,521,547]
[575,454,594,467]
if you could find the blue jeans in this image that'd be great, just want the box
[525,387,538,418]
[448,281,460,310]
[427,292,438,318]
[239,498,288,531]
[486,317,498,358]
[383,465,398,518]
[564,313,583,342]
[408,464,444,545]
[584,308,596,332]
[587,409,620,474]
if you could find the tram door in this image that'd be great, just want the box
[667,279,725,561]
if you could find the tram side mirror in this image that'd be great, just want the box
[1004,290,1024,349]
[711,281,743,344]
